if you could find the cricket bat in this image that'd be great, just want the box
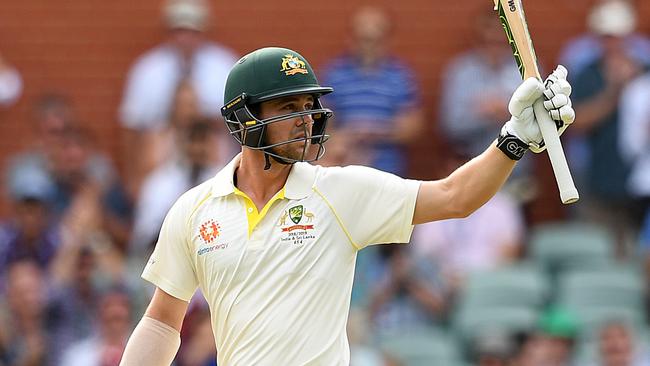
[494,0,579,204]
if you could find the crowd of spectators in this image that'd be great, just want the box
[1,0,649,365]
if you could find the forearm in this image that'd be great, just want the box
[413,142,515,224]
[119,316,181,366]
[445,143,515,214]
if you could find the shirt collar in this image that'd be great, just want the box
[211,153,317,199]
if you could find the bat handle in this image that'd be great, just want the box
[533,99,579,204]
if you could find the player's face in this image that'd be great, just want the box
[259,94,316,161]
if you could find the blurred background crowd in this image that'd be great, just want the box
[0,0,649,365]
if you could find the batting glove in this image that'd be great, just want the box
[498,65,576,160]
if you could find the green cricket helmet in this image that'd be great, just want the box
[220,47,333,165]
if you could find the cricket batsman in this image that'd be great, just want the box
[119,47,574,365]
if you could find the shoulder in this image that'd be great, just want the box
[316,164,380,178]
[168,177,216,219]
[315,164,403,189]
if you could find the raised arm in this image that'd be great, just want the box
[414,66,576,224]
[119,288,189,366]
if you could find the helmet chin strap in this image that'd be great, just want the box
[262,149,293,170]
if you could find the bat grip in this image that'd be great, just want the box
[533,99,579,204]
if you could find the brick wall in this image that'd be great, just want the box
[0,0,648,219]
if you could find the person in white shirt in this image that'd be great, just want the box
[0,53,22,107]
[119,47,576,365]
[118,0,238,195]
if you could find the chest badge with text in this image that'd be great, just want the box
[278,205,316,245]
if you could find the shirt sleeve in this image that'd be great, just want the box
[316,165,421,249]
[142,194,198,302]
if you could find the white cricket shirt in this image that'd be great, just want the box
[142,154,420,365]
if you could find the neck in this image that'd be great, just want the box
[236,150,292,210]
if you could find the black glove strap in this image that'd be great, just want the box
[496,133,529,161]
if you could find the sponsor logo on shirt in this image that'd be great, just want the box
[199,219,221,244]
[197,243,229,256]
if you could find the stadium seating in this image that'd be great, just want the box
[460,263,550,309]
[558,266,644,310]
[529,221,614,273]
[557,265,646,335]
[453,306,540,344]
[377,326,464,366]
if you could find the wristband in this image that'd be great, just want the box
[496,133,528,161]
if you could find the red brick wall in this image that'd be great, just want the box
[0,0,648,218]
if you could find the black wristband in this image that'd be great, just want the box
[496,133,529,161]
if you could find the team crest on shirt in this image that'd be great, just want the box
[278,205,316,246]
[289,205,303,224]
[280,54,308,76]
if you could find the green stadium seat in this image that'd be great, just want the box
[529,222,614,273]
[460,264,550,310]
[558,266,645,312]
[453,306,540,343]
[377,326,464,366]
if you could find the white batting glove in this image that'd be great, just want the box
[498,66,576,159]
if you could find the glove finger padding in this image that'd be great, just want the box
[543,94,570,111]
[509,78,545,117]
[543,78,572,100]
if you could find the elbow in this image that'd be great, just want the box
[449,203,475,219]
[446,182,480,219]
[444,181,475,219]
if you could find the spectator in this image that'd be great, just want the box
[59,290,132,366]
[4,95,130,252]
[0,165,58,289]
[471,331,517,366]
[46,126,132,251]
[48,243,126,365]
[618,71,650,209]
[119,0,238,195]
[569,0,646,255]
[177,307,217,366]
[7,94,116,193]
[439,8,535,201]
[558,0,650,82]
[589,321,650,366]
[439,7,521,159]
[0,53,22,107]
[0,261,50,366]
[512,307,578,366]
[368,246,446,333]
[321,6,423,176]
[129,119,222,255]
